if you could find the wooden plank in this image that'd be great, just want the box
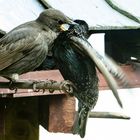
[0,70,64,97]
[4,97,39,140]
[48,95,75,133]
[99,65,140,90]
[0,64,139,98]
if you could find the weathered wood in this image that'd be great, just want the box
[0,70,64,97]
[4,97,39,140]
[0,80,73,98]
[0,65,139,97]
[48,95,75,133]
[99,65,140,90]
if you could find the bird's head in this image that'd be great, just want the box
[36,8,76,32]
[73,20,89,38]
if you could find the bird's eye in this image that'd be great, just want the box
[58,20,64,24]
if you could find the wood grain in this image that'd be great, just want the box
[48,95,76,133]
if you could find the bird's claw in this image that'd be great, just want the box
[8,80,18,93]
[33,81,40,92]
[48,80,56,93]
[61,80,74,95]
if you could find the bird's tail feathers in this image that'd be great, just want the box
[72,107,89,138]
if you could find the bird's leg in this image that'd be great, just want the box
[60,80,75,96]
[10,73,19,81]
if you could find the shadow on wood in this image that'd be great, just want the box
[0,99,5,140]
[1,97,39,140]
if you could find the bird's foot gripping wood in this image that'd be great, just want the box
[32,80,74,95]
[7,73,19,93]
[59,80,75,96]
[33,81,42,92]
[0,79,74,96]
[32,80,74,94]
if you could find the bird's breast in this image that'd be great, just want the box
[43,29,58,47]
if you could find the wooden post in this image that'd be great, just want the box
[38,96,49,130]
[48,95,76,133]
[0,99,5,140]
[3,97,39,140]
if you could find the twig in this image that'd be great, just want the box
[0,79,73,94]
[89,111,130,119]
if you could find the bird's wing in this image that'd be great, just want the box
[0,27,47,71]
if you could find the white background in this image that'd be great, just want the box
[39,34,140,140]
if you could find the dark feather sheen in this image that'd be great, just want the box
[52,24,99,138]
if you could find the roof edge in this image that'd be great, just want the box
[105,0,140,24]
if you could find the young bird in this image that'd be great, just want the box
[0,8,74,81]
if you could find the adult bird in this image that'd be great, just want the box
[52,20,124,138]
[0,8,74,81]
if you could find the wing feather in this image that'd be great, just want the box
[0,26,47,71]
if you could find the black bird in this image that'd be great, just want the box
[0,8,74,81]
[52,20,124,138]
[52,21,98,138]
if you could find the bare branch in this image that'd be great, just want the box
[0,80,74,96]
[89,111,130,119]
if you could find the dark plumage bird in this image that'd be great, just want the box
[52,20,98,138]
[0,8,74,81]
[52,20,125,138]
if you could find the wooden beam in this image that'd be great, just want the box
[98,65,140,90]
[48,95,75,133]
[0,64,139,98]
[0,70,64,98]
[0,80,73,98]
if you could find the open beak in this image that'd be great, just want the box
[70,36,123,108]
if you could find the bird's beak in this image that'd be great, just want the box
[70,36,123,108]
[60,24,70,31]
[60,20,78,31]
